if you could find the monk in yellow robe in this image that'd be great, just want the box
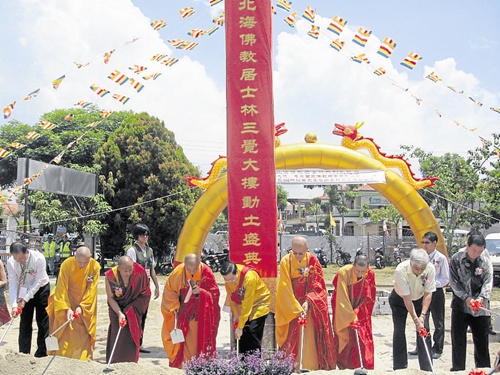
[46,246,100,360]
[161,254,220,368]
[276,236,336,370]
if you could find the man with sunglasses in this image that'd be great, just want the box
[408,231,449,359]
[125,223,160,353]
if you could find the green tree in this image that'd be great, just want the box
[400,146,485,250]
[95,112,200,260]
[359,203,403,239]
[277,185,288,212]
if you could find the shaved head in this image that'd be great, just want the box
[117,255,134,277]
[75,246,92,268]
[291,236,309,263]
[118,255,134,268]
[184,253,200,275]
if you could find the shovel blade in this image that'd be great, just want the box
[354,368,368,375]
[170,329,185,344]
[45,336,59,351]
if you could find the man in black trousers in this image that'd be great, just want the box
[7,241,50,357]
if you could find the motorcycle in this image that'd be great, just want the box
[313,247,328,268]
[335,246,352,266]
[373,246,385,269]
[201,248,229,273]
[393,245,403,264]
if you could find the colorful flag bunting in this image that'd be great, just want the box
[9,142,25,149]
[151,54,168,61]
[52,75,65,90]
[179,7,195,18]
[125,37,139,45]
[40,120,56,130]
[3,102,15,119]
[90,84,110,97]
[188,29,205,38]
[161,57,179,67]
[491,107,500,115]
[205,26,219,35]
[374,67,386,76]
[143,73,162,80]
[284,12,297,27]
[400,52,422,70]
[0,148,10,158]
[24,89,40,101]
[307,25,320,39]
[276,0,292,12]
[129,78,145,92]
[352,27,372,47]
[129,64,147,74]
[302,5,316,23]
[86,121,99,128]
[447,85,463,94]
[479,136,488,148]
[108,70,129,85]
[271,5,276,15]
[74,62,90,68]
[112,94,130,105]
[64,114,74,121]
[469,97,483,106]
[426,72,441,83]
[210,0,222,5]
[351,53,370,64]
[377,37,397,58]
[329,38,345,52]
[100,110,113,118]
[25,131,40,140]
[495,146,500,159]
[327,16,347,35]
[151,19,167,31]
[103,49,115,64]
[213,13,225,26]
[74,101,91,108]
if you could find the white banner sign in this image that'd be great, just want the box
[276,169,386,185]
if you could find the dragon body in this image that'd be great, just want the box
[333,122,438,190]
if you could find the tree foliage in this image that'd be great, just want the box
[95,112,200,259]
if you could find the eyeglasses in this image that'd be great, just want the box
[140,234,149,237]
[421,241,431,244]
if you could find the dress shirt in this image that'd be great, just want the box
[449,250,492,316]
[394,259,436,300]
[428,249,450,288]
[7,250,49,308]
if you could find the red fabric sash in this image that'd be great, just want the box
[282,256,336,370]
[332,268,375,370]
[171,264,220,368]
[105,263,151,348]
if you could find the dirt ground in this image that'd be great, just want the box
[0,277,498,375]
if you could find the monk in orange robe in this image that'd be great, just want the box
[46,246,100,360]
[331,254,376,370]
[161,254,220,368]
[276,236,336,371]
[105,256,151,363]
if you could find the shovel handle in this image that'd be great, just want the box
[49,318,72,337]
[0,318,14,344]
[105,326,122,369]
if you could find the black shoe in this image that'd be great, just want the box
[432,351,441,359]
[450,368,464,372]
[34,352,47,358]
[139,347,151,353]
[489,329,497,335]
[408,349,418,356]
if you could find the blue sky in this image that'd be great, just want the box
[1,0,499,197]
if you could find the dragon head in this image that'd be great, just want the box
[332,122,364,141]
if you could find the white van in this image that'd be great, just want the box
[485,233,500,286]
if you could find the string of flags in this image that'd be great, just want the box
[2,0,499,166]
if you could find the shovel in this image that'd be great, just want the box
[170,313,185,344]
[420,334,436,375]
[45,318,72,351]
[0,318,13,345]
[353,328,368,375]
[103,322,125,373]
[298,314,309,373]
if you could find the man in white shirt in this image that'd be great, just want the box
[7,241,50,357]
[409,231,450,359]
[389,248,436,371]
[125,223,160,353]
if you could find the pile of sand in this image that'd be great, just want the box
[0,279,497,374]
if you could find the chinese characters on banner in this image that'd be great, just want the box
[226,0,278,278]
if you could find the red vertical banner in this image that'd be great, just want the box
[226,0,277,278]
